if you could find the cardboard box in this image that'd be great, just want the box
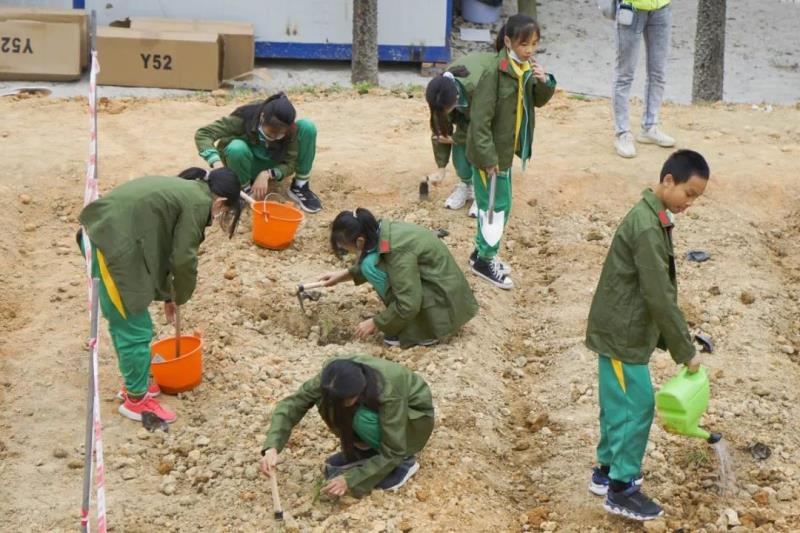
[0,7,88,69]
[129,17,254,80]
[0,20,81,81]
[97,27,222,91]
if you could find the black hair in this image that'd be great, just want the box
[319,360,383,461]
[659,149,710,184]
[260,92,297,129]
[178,167,242,238]
[330,208,380,259]
[425,65,471,138]
[495,14,541,52]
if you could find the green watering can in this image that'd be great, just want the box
[655,365,721,444]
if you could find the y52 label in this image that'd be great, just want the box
[140,53,173,70]
[1,37,33,54]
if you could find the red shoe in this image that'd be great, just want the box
[118,395,177,423]
[116,381,161,401]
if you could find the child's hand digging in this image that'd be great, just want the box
[260,448,279,477]
[164,301,177,325]
[686,356,702,374]
[319,270,351,287]
[321,475,348,498]
[356,318,378,339]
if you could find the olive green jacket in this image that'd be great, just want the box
[348,221,479,347]
[262,355,434,497]
[585,189,696,365]
[194,99,299,179]
[432,52,495,168]
[78,176,212,314]
[466,47,557,170]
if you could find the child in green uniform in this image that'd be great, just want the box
[585,150,709,521]
[318,208,479,348]
[78,168,241,423]
[425,53,494,216]
[194,92,322,213]
[259,355,434,497]
[466,14,556,290]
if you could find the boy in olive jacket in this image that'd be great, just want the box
[584,150,709,521]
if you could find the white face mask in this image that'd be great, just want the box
[260,126,285,142]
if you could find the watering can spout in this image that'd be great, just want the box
[707,432,722,444]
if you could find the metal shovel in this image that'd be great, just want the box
[295,281,326,314]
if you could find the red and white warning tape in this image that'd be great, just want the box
[81,50,107,533]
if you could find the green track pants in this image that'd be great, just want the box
[472,167,512,259]
[223,118,317,187]
[596,354,654,483]
[82,239,153,396]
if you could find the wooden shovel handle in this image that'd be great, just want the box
[299,280,327,291]
[270,470,283,514]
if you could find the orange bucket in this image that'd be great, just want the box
[150,334,203,394]
[251,197,304,250]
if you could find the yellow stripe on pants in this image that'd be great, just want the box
[611,358,627,393]
[96,249,127,319]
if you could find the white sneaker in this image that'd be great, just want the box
[637,126,676,147]
[468,201,477,218]
[444,182,472,210]
[615,131,637,158]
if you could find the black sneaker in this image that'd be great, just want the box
[288,180,322,213]
[471,255,514,289]
[588,466,644,496]
[383,336,401,347]
[375,457,420,491]
[324,449,378,479]
[604,484,663,521]
[468,249,511,275]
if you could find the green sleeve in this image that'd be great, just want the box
[432,137,452,169]
[633,227,696,364]
[170,201,208,306]
[348,263,368,286]
[262,373,322,452]
[344,396,409,496]
[466,69,499,169]
[532,73,557,108]
[194,115,247,165]
[372,252,422,335]
[274,133,299,180]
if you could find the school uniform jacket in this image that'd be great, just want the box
[585,189,696,365]
[466,47,557,171]
[262,355,434,497]
[78,176,212,314]
[194,99,300,179]
[348,220,479,347]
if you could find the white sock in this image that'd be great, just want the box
[294,178,308,188]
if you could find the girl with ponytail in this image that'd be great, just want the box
[317,208,478,348]
[194,92,323,213]
[259,355,434,498]
[77,168,241,424]
[466,13,556,290]
[425,53,495,216]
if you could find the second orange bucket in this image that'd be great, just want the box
[150,334,203,394]
[251,199,304,250]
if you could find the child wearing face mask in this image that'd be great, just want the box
[195,92,323,213]
[465,14,556,290]
[317,208,478,348]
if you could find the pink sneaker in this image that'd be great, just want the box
[116,381,161,401]
[118,395,177,423]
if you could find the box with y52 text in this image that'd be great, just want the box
[0,7,88,69]
[0,20,81,81]
[96,27,223,91]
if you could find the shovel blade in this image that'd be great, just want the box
[478,209,505,247]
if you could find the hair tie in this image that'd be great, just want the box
[443,71,455,81]
[352,209,359,217]
[203,168,210,181]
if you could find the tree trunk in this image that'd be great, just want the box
[517,0,537,20]
[351,0,379,85]
[692,0,726,103]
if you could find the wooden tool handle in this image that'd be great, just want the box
[174,305,182,357]
[270,470,283,514]
[299,280,327,290]
[240,190,256,205]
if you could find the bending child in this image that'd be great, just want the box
[425,52,494,216]
[259,355,434,497]
[466,14,556,289]
[78,168,241,423]
[319,208,479,348]
[194,92,322,213]
[585,150,709,521]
